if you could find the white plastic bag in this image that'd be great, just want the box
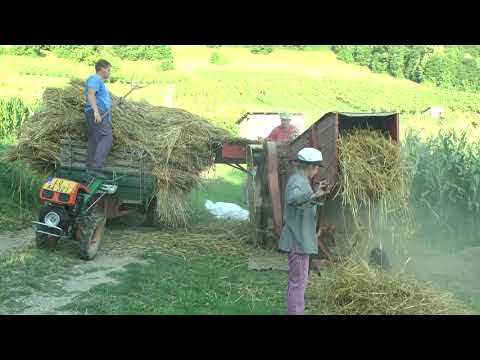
[205,200,249,221]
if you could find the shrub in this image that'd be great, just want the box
[281,45,307,51]
[353,45,372,66]
[161,58,175,71]
[369,46,389,73]
[209,51,228,65]
[331,45,356,63]
[0,97,35,142]
[50,45,104,65]
[250,45,273,55]
[112,45,173,61]
[9,45,42,57]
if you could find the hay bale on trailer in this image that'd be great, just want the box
[4,79,231,227]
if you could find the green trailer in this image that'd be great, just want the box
[56,138,158,224]
[32,138,160,260]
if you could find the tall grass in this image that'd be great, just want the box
[0,97,36,143]
[403,129,480,248]
[0,140,47,230]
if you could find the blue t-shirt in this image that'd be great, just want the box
[84,74,111,114]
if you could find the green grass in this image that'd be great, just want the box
[1,45,480,315]
[62,250,286,315]
[2,45,480,237]
[2,45,480,135]
[0,245,80,313]
[186,164,247,223]
[1,46,480,236]
[0,144,47,231]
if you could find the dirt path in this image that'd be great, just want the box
[405,246,480,307]
[18,254,148,315]
[0,228,34,255]
[0,226,151,315]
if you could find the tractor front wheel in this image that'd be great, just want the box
[35,233,59,249]
[77,214,105,260]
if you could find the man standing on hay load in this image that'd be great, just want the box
[83,59,113,181]
[265,112,299,142]
[279,148,330,315]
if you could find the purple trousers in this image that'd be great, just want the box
[286,252,310,315]
[85,110,113,172]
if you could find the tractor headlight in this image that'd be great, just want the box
[44,211,61,227]
[42,190,54,199]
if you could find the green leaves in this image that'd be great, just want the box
[9,46,42,57]
[404,129,480,245]
[0,97,34,142]
[112,45,173,62]
[250,45,273,55]
[332,45,480,94]
[49,45,104,65]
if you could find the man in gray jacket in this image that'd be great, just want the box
[279,147,329,315]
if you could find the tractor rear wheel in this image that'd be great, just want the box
[77,213,105,260]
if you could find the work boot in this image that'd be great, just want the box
[84,170,108,185]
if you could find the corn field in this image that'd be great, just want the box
[403,129,480,247]
[0,97,35,143]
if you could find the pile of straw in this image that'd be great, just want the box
[336,129,412,247]
[306,260,471,315]
[337,129,410,219]
[103,221,255,258]
[4,80,231,227]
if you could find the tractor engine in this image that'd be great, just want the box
[34,177,88,237]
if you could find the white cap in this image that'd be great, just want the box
[297,147,323,166]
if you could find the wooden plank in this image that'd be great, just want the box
[59,160,137,172]
[60,154,140,167]
[60,147,147,161]
[60,147,140,160]
[121,200,144,205]
[59,155,153,171]
[57,167,156,185]
[59,161,153,176]
[59,159,145,171]
[60,140,149,158]
[60,152,149,165]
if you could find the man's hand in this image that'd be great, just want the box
[94,110,102,123]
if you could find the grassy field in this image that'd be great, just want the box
[0,144,46,230]
[1,45,480,314]
[2,44,479,232]
[62,250,286,315]
[0,245,80,313]
[2,46,480,136]
[0,222,289,315]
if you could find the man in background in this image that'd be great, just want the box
[265,112,299,142]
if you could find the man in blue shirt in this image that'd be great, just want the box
[84,59,113,180]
